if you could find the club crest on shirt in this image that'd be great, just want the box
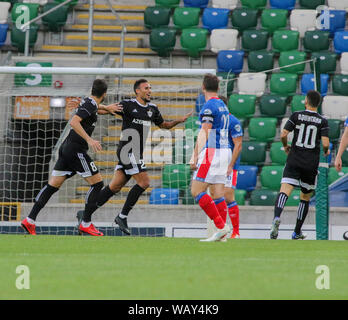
[147,110,153,118]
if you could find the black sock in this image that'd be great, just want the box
[274,192,288,219]
[120,184,145,217]
[83,181,104,223]
[28,184,59,221]
[294,200,309,234]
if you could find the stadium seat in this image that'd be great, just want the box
[301,73,329,96]
[155,0,180,7]
[259,95,288,117]
[237,73,267,97]
[261,9,288,34]
[328,167,348,185]
[310,51,337,74]
[322,96,348,120]
[247,50,274,72]
[332,74,348,96]
[248,117,277,142]
[270,0,296,10]
[41,3,68,33]
[183,0,209,8]
[144,6,171,29]
[0,23,8,47]
[11,24,38,53]
[173,7,200,29]
[291,95,306,112]
[270,142,288,166]
[202,8,230,31]
[210,29,238,53]
[240,141,267,165]
[334,31,348,54]
[319,10,346,36]
[328,0,348,11]
[149,188,179,205]
[0,2,10,24]
[195,93,205,114]
[240,0,267,9]
[242,30,269,52]
[11,3,40,24]
[278,50,306,74]
[150,27,176,57]
[290,9,317,37]
[300,0,325,9]
[270,73,298,96]
[217,71,235,96]
[272,30,300,52]
[180,28,209,58]
[212,0,238,10]
[162,164,191,190]
[340,53,348,75]
[217,50,244,73]
[303,30,330,52]
[249,189,278,206]
[236,165,258,191]
[231,8,258,33]
[260,166,283,190]
[327,119,342,142]
[185,116,201,131]
[228,94,256,119]
[286,190,301,206]
[234,189,247,205]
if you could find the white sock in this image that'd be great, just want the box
[119,213,127,219]
[81,221,91,228]
[26,217,35,225]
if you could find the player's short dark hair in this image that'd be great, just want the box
[91,79,108,98]
[218,95,228,105]
[134,79,149,93]
[203,73,219,92]
[306,90,321,108]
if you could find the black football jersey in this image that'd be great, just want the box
[116,99,164,158]
[284,110,329,168]
[64,97,98,150]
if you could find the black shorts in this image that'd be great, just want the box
[115,150,147,178]
[52,142,99,178]
[282,162,318,194]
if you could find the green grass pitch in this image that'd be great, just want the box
[0,235,347,300]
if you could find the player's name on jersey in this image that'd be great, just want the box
[298,114,322,124]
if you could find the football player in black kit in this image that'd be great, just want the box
[21,79,122,236]
[270,91,330,240]
[76,78,193,235]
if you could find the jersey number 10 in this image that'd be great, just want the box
[295,124,317,149]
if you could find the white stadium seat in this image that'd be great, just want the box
[237,73,267,97]
[212,0,238,10]
[290,9,317,38]
[280,117,294,142]
[328,0,348,11]
[322,96,348,121]
[0,2,11,24]
[340,52,348,75]
[210,29,238,53]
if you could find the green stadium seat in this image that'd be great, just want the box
[144,6,171,29]
[231,8,258,33]
[228,94,256,119]
[259,94,288,117]
[291,95,306,112]
[303,30,330,52]
[310,51,337,74]
[299,0,325,9]
[155,0,180,7]
[270,73,298,96]
[248,117,277,142]
[235,189,247,205]
[150,27,176,57]
[11,3,39,23]
[270,141,287,165]
[286,189,300,206]
[248,50,274,72]
[11,24,39,53]
[261,9,288,34]
[327,119,342,142]
[240,141,267,165]
[173,7,200,29]
[260,165,283,190]
[180,28,209,58]
[42,3,68,33]
[241,0,267,9]
[272,30,300,52]
[278,50,306,74]
[162,164,191,190]
[332,74,348,96]
[217,72,235,96]
[242,30,269,52]
[250,189,278,205]
[328,167,348,185]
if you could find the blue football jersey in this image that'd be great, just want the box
[228,114,243,169]
[199,97,230,149]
